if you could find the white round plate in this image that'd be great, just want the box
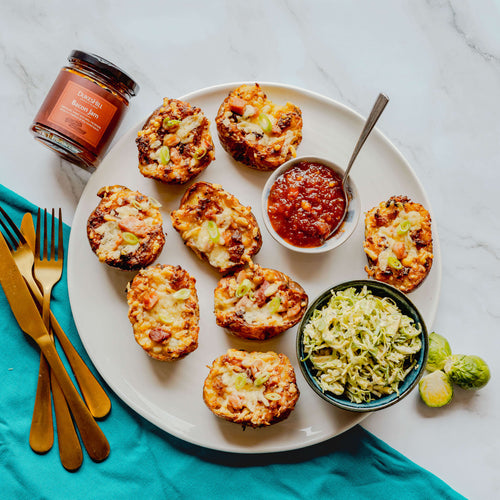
[68,82,441,453]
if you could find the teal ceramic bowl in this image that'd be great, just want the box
[296,280,428,412]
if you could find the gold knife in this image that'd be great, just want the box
[0,232,110,462]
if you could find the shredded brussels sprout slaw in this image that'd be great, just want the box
[302,286,422,403]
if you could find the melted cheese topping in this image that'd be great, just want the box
[203,349,299,426]
[230,113,295,152]
[208,245,230,269]
[238,118,267,135]
[222,93,295,150]
[187,207,246,269]
[95,221,138,260]
[214,352,285,413]
[214,266,308,335]
[189,221,230,268]
[374,210,423,271]
[176,113,204,144]
[171,183,261,272]
[127,265,199,360]
[220,369,269,412]
[229,110,279,147]
[215,276,284,323]
[94,199,158,260]
[144,291,188,330]
[242,305,281,325]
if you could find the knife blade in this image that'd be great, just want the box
[0,231,110,462]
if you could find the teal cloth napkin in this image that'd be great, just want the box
[0,183,465,500]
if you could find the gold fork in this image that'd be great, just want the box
[0,207,110,463]
[34,209,64,341]
[0,211,53,453]
[33,208,83,470]
[0,207,111,419]
[0,216,110,463]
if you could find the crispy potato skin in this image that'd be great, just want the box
[203,349,299,427]
[215,83,302,170]
[136,98,215,184]
[87,185,165,271]
[127,264,199,361]
[170,182,262,274]
[364,195,433,293]
[214,265,308,340]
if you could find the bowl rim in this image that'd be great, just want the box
[260,155,361,254]
[296,279,429,412]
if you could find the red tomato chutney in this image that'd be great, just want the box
[267,161,346,247]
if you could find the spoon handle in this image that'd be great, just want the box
[343,93,389,181]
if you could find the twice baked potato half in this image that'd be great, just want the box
[127,264,199,361]
[170,182,262,274]
[136,98,215,184]
[215,83,302,170]
[203,349,299,428]
[363,195,433,293]
[87,185,165,270]
[214,264,308,340]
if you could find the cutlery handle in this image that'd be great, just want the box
[50,368,83,471]
[49,310,111,418]
[20,212,110,417]
[343,93,389,181]
[39,335,110,462]
[24,272,111,419]
[29,354,54,453]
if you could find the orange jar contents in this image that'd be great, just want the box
[31,50,139,171]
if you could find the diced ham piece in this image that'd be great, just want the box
[228,97,247,115]
[118,216,149,237]
[163,134,180,147]
[149,328,171,343]
[286,303,302,319]
[250,359,265,377]
[235,295,253,311]
[170,147,182,164]
[227,394,244,411]
[236,270,248,283]
[253,280,270,307]
[143,292,159,310]
[271,124,282,135]
[392,241,407,260]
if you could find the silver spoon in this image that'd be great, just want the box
[327,93,389,239]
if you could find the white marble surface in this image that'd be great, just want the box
[1,1,499,498]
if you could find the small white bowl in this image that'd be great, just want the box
[261,155,361,254]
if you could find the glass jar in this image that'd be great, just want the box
[31,50,139,172]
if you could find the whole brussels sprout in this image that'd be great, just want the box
[419,370,453,407]
[426,332,452,372]
[444,354,490,390]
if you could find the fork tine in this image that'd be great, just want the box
[50,209,56,261]
[58,208,63,261]
[43,209,48,262]
[0,205,28,247]
[35,208,41,259]
[0,216,17,249]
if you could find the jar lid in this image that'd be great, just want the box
[68,50,140,96]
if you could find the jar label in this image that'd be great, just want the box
[47,80,117,148]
